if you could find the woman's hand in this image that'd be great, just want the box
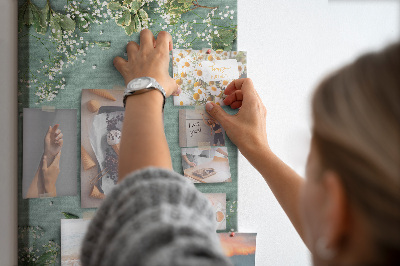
[205,78,269,158]
[113,29,179,97]
[44,124,63,163]
[42,152,61,197]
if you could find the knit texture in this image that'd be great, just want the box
[80,167,232,266]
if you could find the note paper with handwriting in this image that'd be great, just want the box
[173,49,247,106]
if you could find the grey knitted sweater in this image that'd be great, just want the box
[81,167,232,266]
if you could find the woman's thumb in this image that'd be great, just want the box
[205,102,230,126]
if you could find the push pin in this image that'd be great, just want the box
[206,49,212,54]
[230,232,235,237]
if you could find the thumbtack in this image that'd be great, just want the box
[206,49,212,54]
[230,232,235,237]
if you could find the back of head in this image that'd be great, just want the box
[312,43,400,264]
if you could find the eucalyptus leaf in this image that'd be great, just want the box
[116,9,131,27]
[49,12,62,40]
[60,14,76,32]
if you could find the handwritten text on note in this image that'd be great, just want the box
[199,59,239,81]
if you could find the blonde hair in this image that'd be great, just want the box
[312,43,400,263]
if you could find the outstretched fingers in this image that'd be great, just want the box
[113,56,128,73]
[155,31,173,52]
[139,29,156,51]
[126,41,139,59]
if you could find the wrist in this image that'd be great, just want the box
[44,182,56,195]
[125,90,164,110]
[124,77,166,108]
[240,141,272,162]
[43,153,55,166]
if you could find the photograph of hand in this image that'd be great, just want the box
[23,109,77,199]
[26,124,63,198]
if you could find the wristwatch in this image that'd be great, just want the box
[123,77,166,109]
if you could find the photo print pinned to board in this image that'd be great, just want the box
[61,219,91,265]
[173,49,247,106]
[22,108,77,199]
[81,89,125,208]
[218,233,257,266]
[181,147,231,183]
[204,193,227,231]
[179,109,226,148]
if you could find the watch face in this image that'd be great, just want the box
[131,77,151,89]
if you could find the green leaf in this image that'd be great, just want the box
[82,11,95,22]
[138,9,148,28]
[35,251,54,265]
[124,14,136,36]
[211,28,237,50]
[18,1,29,32]
[60,14,76,32]
[23,2,34,25]
[116,9,131,27]
[130,0,141,11]
[49,12,62,40]
[108,1,123,11]
[76,17,90,33]
[30,4,44,33]
[164,0,192,25]
[133,13,141,31]
[95,41,111,50]
[37,2,50,34]
[61,212,79,219]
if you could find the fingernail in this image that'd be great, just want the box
[177,86,182,95]
[206,102,214,111]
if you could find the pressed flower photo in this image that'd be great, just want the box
[173,49,247,106]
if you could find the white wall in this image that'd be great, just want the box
[0,0,398,265]
[237,0,399,265]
